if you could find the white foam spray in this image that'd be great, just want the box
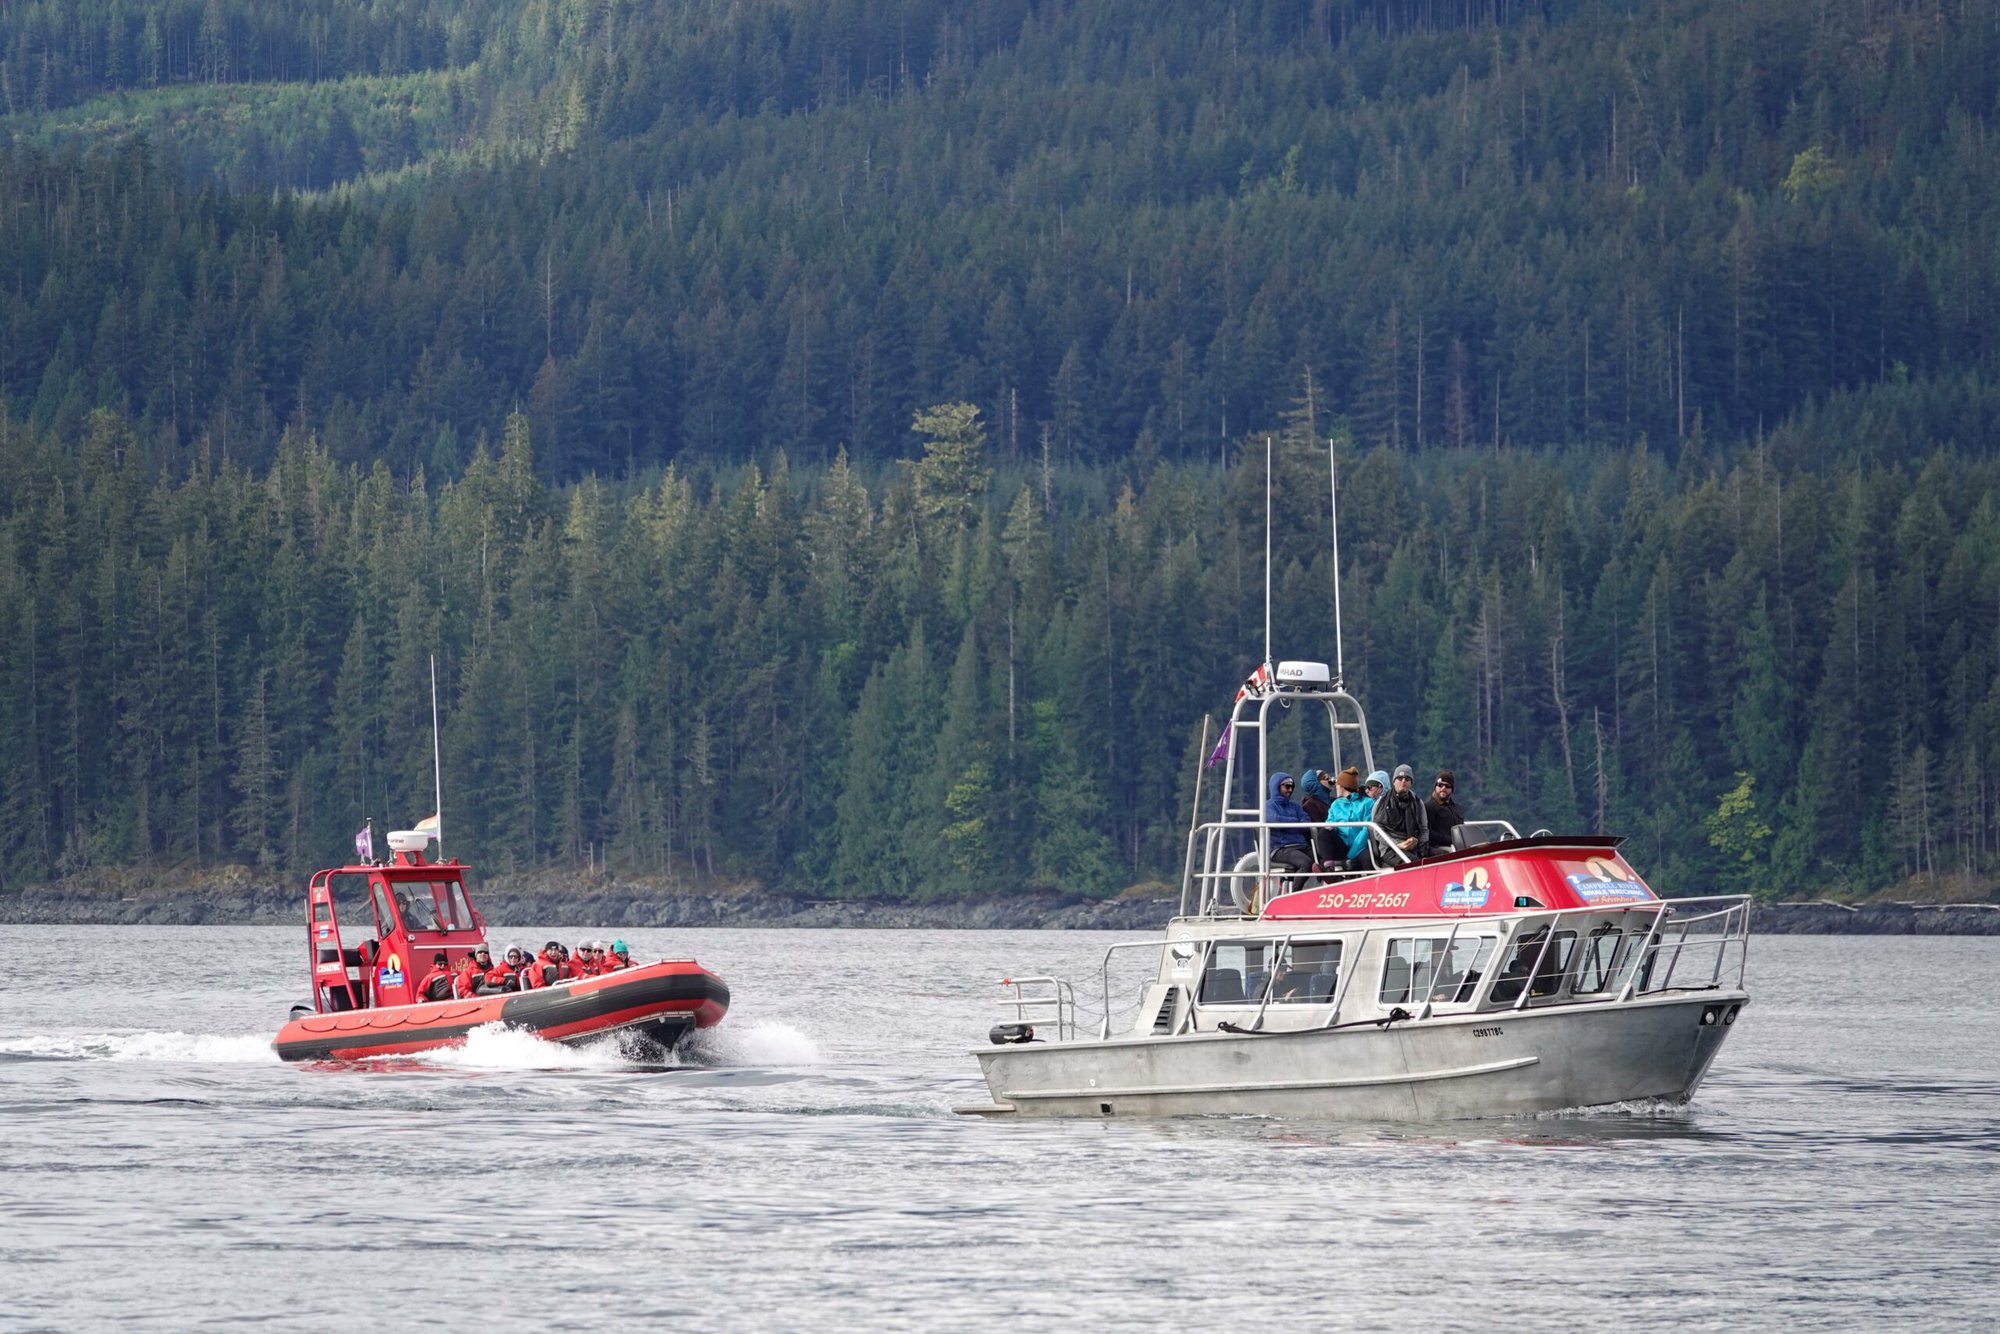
[0,1031,280,1064]
[683,1020,822,1067]
[406,1022,629,1071]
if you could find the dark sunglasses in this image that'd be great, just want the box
[1435,781,1453,790]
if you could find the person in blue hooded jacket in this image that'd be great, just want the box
[1263,772,1316,879]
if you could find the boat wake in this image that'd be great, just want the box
[378,1020,823,1072]
[414,1023,631,1071]
[683,1019,822,1067]
[1530,1097,1696,1121]
[0,1018,818,1074]
[0,1031,279,1064]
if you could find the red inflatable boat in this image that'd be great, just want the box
[271,829,728,1062]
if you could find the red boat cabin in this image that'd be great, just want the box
[307,830,488,1012]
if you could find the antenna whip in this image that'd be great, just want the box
[430,654,444,861]
[1264,434,1274,672]
[1329,437,1344,684]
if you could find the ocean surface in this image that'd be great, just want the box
[2,925,1996,1331]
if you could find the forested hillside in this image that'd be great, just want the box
[0,0,1996,899]
[2,403,1995,900]
[5,0,1999,477]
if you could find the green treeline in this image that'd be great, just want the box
[3,0,1998,479]
[2,401,1995,901]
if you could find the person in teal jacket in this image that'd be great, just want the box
[1324,766,1379,868]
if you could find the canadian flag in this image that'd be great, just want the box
[1232,662,1273,704]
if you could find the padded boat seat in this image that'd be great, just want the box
[1202,968,1244,1004]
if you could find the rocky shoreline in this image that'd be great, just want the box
[0,880,1181,931]
[2,878,1996,933]
[1755,900,2000,935]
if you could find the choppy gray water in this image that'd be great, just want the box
[2,926,1996,1330]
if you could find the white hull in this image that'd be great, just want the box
[967,991,1747,1119]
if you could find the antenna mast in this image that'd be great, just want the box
[1328,437,1345,684]
[1264,434,1274,672]
[429,654,444,861]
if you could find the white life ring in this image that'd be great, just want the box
[1228,850,1272,915]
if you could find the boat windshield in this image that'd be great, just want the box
[389,879,476,933]
[325,871,375,937]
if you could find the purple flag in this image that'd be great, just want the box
[354,823,374,864]
[1205,729,1231,769]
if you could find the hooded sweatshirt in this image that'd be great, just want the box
[1297,769,1335,823]
[1264,772,1311,850]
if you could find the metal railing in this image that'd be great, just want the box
[994,975,1078,1041]
[1183,818,1411,916]
[993,894,1751,1046]
[1180,815,1534,916]
[1095,939,1187,1039]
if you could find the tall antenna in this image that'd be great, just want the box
[429,653,444,861]
[1328,437,1345,684]
[1263,434,1274,671]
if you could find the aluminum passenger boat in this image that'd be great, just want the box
[959,661,1750,1119]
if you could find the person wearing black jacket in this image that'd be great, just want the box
[1425,769,1465,853]
[1374,764,1429,861]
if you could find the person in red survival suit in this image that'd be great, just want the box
[484,945,522,993]
[417,952,454,1001]
[601,939,631,972]
[498,948,532,992]
[566,942,594,980]
[452,947,491,998]
[534,942,567,988]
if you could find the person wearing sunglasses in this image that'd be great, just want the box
[1374,764,1430,860]
[1425,769,1466,853]
[452,947,490,998]
[1262,772,1316,883]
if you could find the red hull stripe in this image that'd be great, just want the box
[272,962,729,1061]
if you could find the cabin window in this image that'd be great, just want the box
[1199,940,1276,1005]
[1572,929,1627,995]
[390,879,475,933]
[371,880,397,936]
[1490,929,1579,1003]
[1526,931,1578,998]
[1270,940,1344,1004]
[326,872,374,940]
[1379,936,1496,1005]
